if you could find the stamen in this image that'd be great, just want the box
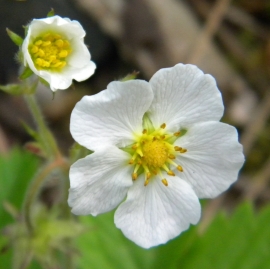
[136,148,143,157]
[132,173,138,180]
[132,144,138,149]
[177,165,183,172]
[55,39,64,47]
[162,164,170,172]
[167,170,175,176]
[160,123,166,129]
[29,32,71,71]
[134,164,141,173]
[127,122,188,185]
[161,179,168,186]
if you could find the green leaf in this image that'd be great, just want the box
[0,148,40,228]
[0,148,40,269]
[0,78,37,95]
[47,8,55,17]
[6,28,23,46]
[19,66,34,80]
[153,202,270,269]
[69,142,92,164]
[120,71,139,81]
[38,77,50,88]
[76,211,157,269]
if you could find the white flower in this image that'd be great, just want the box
[68,64,245,248]
[22,15,96,91]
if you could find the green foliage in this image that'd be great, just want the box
[0,148,40,269]
[1,148,270,269]
[0,148,40,227]
[20,67,34,80]
[6,28,23,46]
[120,71,140,82]
[0,78,37,95]
[47,9,55,17]
[76,203,270,269]
[76,212,156,269]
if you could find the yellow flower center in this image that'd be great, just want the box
[28,32,72,71]
[142,140,168,168]
[127,123,187,187]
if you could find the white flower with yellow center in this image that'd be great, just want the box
[68,64,244,248]
[22,15,96,91]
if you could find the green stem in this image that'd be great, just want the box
[24,94,60,159]
[24,157,70,233]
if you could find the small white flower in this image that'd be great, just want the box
[22,15,96,91]
[68,64,245,248]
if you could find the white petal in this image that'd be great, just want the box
[70,80,153,151]
[174,122,245,198]
[40,61,96,91]
[29,16,86,39]
[148,64,224,131]
[39,70,72,91]
[71,61,96,82]
[114,176,201,248]
[68,146,133,216]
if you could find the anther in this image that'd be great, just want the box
[160,135,166,140]
[169,154,175,159]
[36,58,43,66]
[167,170,175,176]
[177,165,183,172]
[35,40,42,46]
[161,179,168,186]
[55,39,64,47]
[31,46,38,53]
[144,179,149,186]
[132,173,138,180]
[129,159,134,164]
[146,172,151,179]
[38,49,45,57]
[41,41,51,46]
[59,61,66,68]
[142,129,147,134]
[132,144,138,149]
[53,34,62,39]
[174,146,182,151]
[160,123,166,129]
[59,50,68,58]
[180,148,187,153]
[173,131,181,137]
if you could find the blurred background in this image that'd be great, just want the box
[0,0,270,268]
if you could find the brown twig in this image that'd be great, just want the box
[244,156,270,200]
[188,0,232,64]
[240,91,270,156]
[0,124,9,154]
